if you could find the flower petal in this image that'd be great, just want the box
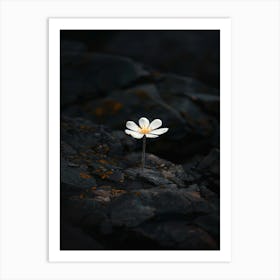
[149,119,162,130]
[125,129,144,139]
[126,121,140,132]
[150,128,169,135]
[139,117,150,128]
[146,133,159,138]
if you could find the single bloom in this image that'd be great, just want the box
[125,117,169,139]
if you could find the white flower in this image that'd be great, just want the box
[125,117,169,139]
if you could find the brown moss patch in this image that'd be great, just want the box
[79,172,92,179]
[93,99,123,117]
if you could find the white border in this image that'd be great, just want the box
[49,18,231,262]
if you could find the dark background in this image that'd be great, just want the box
[61,30,220,88]
[60,30,220,250]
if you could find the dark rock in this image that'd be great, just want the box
[150,188,215,215]
[187,93,220,116]
[60,222,103,250]
[134,221,217,249]
[83,53,149,91]
[59,35,221,250]
[188,184,200,192]
[106,170,124,183]
[80,210,108,228]
[60,46,220,163]
[125,153,188,188]
[199,186,219,203]
[197,149,220,194]
[99,220,113,235]
[60,115,220,250]
[61,158,96,190]
[176,225,218,250]
[92,189,111,203]
[157,73,217,96]
[198,148,220,175]
[108,187,215,230]
[110,194,155,227]
[60,40,88,65]
[194,213,220,240]
[125,167,173,187]
[61,141,77,156]
[61,51,149,106]
[89,30,220,88]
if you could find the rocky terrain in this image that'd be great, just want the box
[60,39,220,250]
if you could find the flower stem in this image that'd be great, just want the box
[142,136,146,172]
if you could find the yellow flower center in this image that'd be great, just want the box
[139,127,151,134]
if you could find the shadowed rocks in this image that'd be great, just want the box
[61,45,220,163]
[60,40,220,250]
[60,117,220,250]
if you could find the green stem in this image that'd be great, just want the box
[142,136,146,172]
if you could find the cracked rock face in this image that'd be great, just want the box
[61,117,220,250]
[60,40,220,250]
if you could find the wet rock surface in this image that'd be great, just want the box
[60,40,220,250]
